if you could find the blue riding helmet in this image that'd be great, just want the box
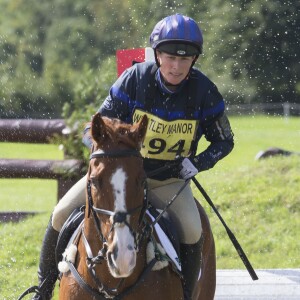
[150,14,203,57]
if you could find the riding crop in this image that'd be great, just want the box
[192,177,259,281]
[146,162,258,280]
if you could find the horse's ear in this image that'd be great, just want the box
[132,114,148,144]
[91,112,107,144]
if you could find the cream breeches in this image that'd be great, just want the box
[52,175,202,244]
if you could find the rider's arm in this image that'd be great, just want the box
[195,85,234,172]
[181,85,234,178]
[194,113,234,172]
[194,86,234,172]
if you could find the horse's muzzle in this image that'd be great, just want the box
[107,226,137,278]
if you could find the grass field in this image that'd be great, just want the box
[0,115,299,299]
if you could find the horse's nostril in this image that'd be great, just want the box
[127,245,134,251]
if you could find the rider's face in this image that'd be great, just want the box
[157,51,195,85]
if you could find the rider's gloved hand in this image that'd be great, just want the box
[179,157,199,180]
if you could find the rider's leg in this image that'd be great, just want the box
[51,174,87,232]
[32,217,59,300]
[32,174,87,300]
[148,178,202,300]
[180,237,203,300]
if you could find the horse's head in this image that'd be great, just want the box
[87,112,148,278]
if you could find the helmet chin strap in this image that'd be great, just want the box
[160,73,187,92]
[158,63,199,92]
[156,66,182,91]
[154,49,161,68]
[161,77,181,87]
[191,55,199,67]
[154,49,200,92]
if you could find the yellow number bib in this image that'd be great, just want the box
[133,109,198,160]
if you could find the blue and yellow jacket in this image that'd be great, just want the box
[85,61,234,180]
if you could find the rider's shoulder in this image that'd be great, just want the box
[189,68,219,95]
[123,61,157,82]
[131,61,156,74]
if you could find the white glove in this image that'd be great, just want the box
[179,158,198,180]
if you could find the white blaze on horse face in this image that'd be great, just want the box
[111,168,127,211]
[109,167,137,278]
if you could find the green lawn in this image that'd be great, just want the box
[0,115,299,299]
[0,142,63,212]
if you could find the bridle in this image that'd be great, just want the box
[68,148,154,300]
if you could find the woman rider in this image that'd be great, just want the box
[30,14,234,300]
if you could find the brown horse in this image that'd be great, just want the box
[58,112,216,300]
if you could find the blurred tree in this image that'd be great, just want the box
[0,0,299,119]
[0,0,120,118]
[55,56,117,161]
[0,0,55,117]
[201,0,300,105]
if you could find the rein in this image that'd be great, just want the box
[68,149,193,299]
[66,149,194,299]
